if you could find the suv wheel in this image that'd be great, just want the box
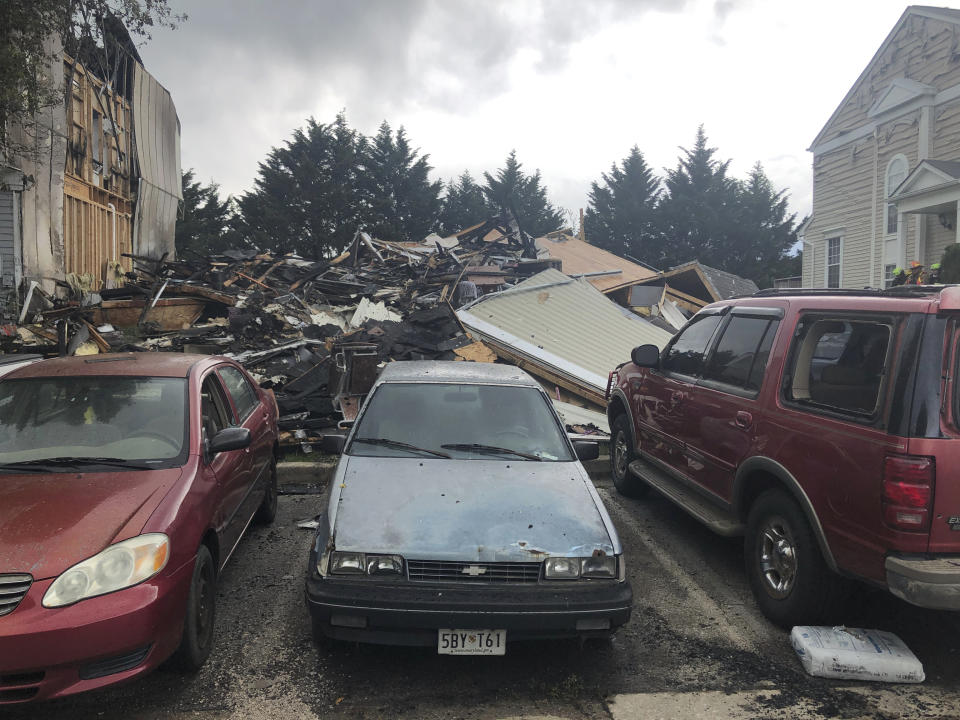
[610,414,647,497]
[745,489,845,627]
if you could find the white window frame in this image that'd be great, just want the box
[825,236,842,288]
[885,154,908,235]
[884,263,897,288]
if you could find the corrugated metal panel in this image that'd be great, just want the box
[132,63,181,260]
[458,269,674,395]
[0,191,14,287]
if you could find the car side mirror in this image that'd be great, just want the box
[208,427,252,455]
[631,344,661,368]
[573,440,600,461]
[321,434,346,454]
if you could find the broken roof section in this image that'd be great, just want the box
[634,261,758,313]
[535,232,657,294]
[457,268,673,405]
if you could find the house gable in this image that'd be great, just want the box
[810,6,960,153]
[867,77,937,119]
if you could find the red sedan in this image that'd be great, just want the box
[0,353,279,704]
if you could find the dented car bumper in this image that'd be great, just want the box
[305,575,633,646]
[886,555,960,610]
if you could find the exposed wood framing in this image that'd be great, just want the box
[62,55,135,288]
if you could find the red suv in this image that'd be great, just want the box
[607,287,960,627]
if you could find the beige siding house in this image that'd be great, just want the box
[802,6,960,288]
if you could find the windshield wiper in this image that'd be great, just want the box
[0,456,156,470]
[440,443,543,461]
[351,437,451,459]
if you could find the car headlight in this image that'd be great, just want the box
[328,551,404,576]
[42,534,170,608]
[581,554,617,578]
[544,554,619,580]
[544,557,580,579]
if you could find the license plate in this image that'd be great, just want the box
[438,629,506,655]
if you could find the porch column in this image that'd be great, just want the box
[898,211,907,268]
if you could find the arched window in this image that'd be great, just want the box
[885,155,908,234]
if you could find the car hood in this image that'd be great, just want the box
[331,457,614,561]
[0,468,182,579]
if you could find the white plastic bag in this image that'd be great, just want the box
[790,626,925,683]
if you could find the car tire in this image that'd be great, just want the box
[745,489,846,628]
[255,458,278,525]
[610,414,646,497]
[173,545,217,671]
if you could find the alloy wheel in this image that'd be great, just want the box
[758,516,797,599]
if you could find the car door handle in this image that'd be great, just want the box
[735,411,753,429]
[671,391,683,405]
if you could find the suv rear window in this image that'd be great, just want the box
[785,316,892,417]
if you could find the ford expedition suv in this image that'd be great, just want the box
[606,286,960,627]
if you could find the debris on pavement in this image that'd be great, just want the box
[790,626,925,683]
[4,213,619,450]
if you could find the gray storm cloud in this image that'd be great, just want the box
[150,0,694,126]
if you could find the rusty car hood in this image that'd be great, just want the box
[0,468,182,579]
[331,457,614,561]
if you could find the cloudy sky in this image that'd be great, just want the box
[138,0,927,226]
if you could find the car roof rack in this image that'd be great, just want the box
[749,285,950,299]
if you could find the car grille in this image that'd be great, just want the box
[0,575,32,617]
[407,560,541,584]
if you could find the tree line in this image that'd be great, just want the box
[179,117,800,288]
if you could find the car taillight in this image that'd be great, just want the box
[606,371,615,401]
[882,455,935,532]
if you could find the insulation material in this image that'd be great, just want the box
[349,297,402,327]
[791,626,925,683]
[132,63,182,261]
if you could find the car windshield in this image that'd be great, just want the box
[348,382,574,461]
[0,376,188,469]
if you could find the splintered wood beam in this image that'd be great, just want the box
[256,259,285,283]
[234,271,274,290]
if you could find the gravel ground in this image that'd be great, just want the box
[9,468,960,719]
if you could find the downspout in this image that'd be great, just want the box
[869,128,879,287]
[107,202,117,260]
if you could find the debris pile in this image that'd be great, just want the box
[0,214,576,449]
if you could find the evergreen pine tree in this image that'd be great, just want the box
[482,151,565,238]
[175,169,237,256]
[237,112,365,259]
[656,125,741,270]
[437,171,488,235]
[736,162,798,287]
[584,146,661,261]
[362,122,442,243]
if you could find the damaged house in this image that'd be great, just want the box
[1,31,181,311]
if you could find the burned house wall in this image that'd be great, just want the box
[12,38,68,296]
[62,56,136,285]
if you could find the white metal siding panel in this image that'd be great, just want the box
[0,192,15,287]
[458,269,674,394]
[132,62,181,261]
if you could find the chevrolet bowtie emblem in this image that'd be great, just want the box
[462,565,487,576]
